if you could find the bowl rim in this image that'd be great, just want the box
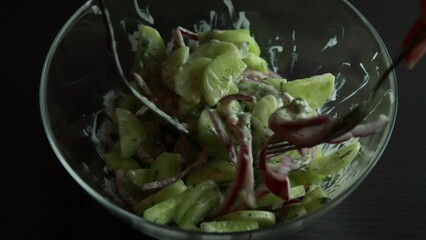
[39,0,398,238]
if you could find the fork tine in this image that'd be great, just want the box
[266,140,295,157]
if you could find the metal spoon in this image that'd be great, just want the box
[96,0,189,134]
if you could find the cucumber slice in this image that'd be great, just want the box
[103,152,140,171]
[301,186,330,213]
[216,210,275,227]
[161,46,190,90]
[178,189,223,229]
[116,91,142,114]
[285,204,307,220]
[133,25,167,90]
[190,40,239,59]
[251,95,280,147]
[243,52,268,73]
[217,98,243,118]
[174,180,217,223]
[198,29,261,56]
[252,95,279,130]
[133,180,187,215]
[115,108,147,158]
[200,221,259,233]
[237,81,278,99]
[281,73,335,109]
[202,52,246,106]
[174,58,212,104]
[289,169,324,186]
[143,190,187,225]
[308,141,361,176]
[185,159,236,186]
[178,98,202,116]
[256,185,306,209]
[262,78,287,91]
[125,169,154,190]
[150,152,182,181]
[289,185,307,199]
[197,109,228,159]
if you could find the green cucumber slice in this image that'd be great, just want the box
[262,78,287,91]
[115,108,147,158]
[285,204,307,220]
[256,185,306,209]
[216,210,275,227]
[308,141,361,176]
[243,52,268,73]
[237,81,278,99]
[200,220,259,233]
[185,159,236,186]
[125,168,153,190]
[281,73,335,109]
[103,152,140,171]
[251,95,280,148]
[150,152,182,181]
[190,40,239,59]
[116,91,142,114]
[198,29,261,56]
[174,57,212,104]
[289,169,324,186]
[301,186,330,213]
[202,52,246,106]
[174,180,217,223]
[133,25,167,91]
[133,180,187,215]
[143,190,187,225]
[178,189,223,229]
[196,109,228,159]
[161,46,190,90]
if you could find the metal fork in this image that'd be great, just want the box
[266,27,426,157]
[96,0,189,135]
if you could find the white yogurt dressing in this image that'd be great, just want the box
[339,63,370,105]
[134,0,154,24]
[223,0,235,19]
[321,35,338,52]
[268,45,284,73]
[290,31,298,73]
[232,11,250,30]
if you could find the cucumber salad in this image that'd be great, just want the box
[97,25,378,233]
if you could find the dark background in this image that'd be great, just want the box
[8,0,426,239]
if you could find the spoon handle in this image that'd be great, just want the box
[97,0,189,134]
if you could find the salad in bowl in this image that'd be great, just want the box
[40,0,403,239]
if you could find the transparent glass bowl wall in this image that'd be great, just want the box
[40,0,397,239]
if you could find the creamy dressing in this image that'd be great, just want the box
[268,45,283,73]
[127,30,139,52]
[223,0,235,19]
[134,0,154,24]
[91,5,102,15]
[321,35,338,52]
[210,11,218,29]
[232,11,250,30]
[194,20,212,32]
[339,63,370,105]
[365,89,393,119]
[371,51,379,61]
[375,66,380,77]
[290,31,298,73]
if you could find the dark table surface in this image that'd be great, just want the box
[10,0,426,239]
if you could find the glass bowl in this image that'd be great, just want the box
[40,0,397,239]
